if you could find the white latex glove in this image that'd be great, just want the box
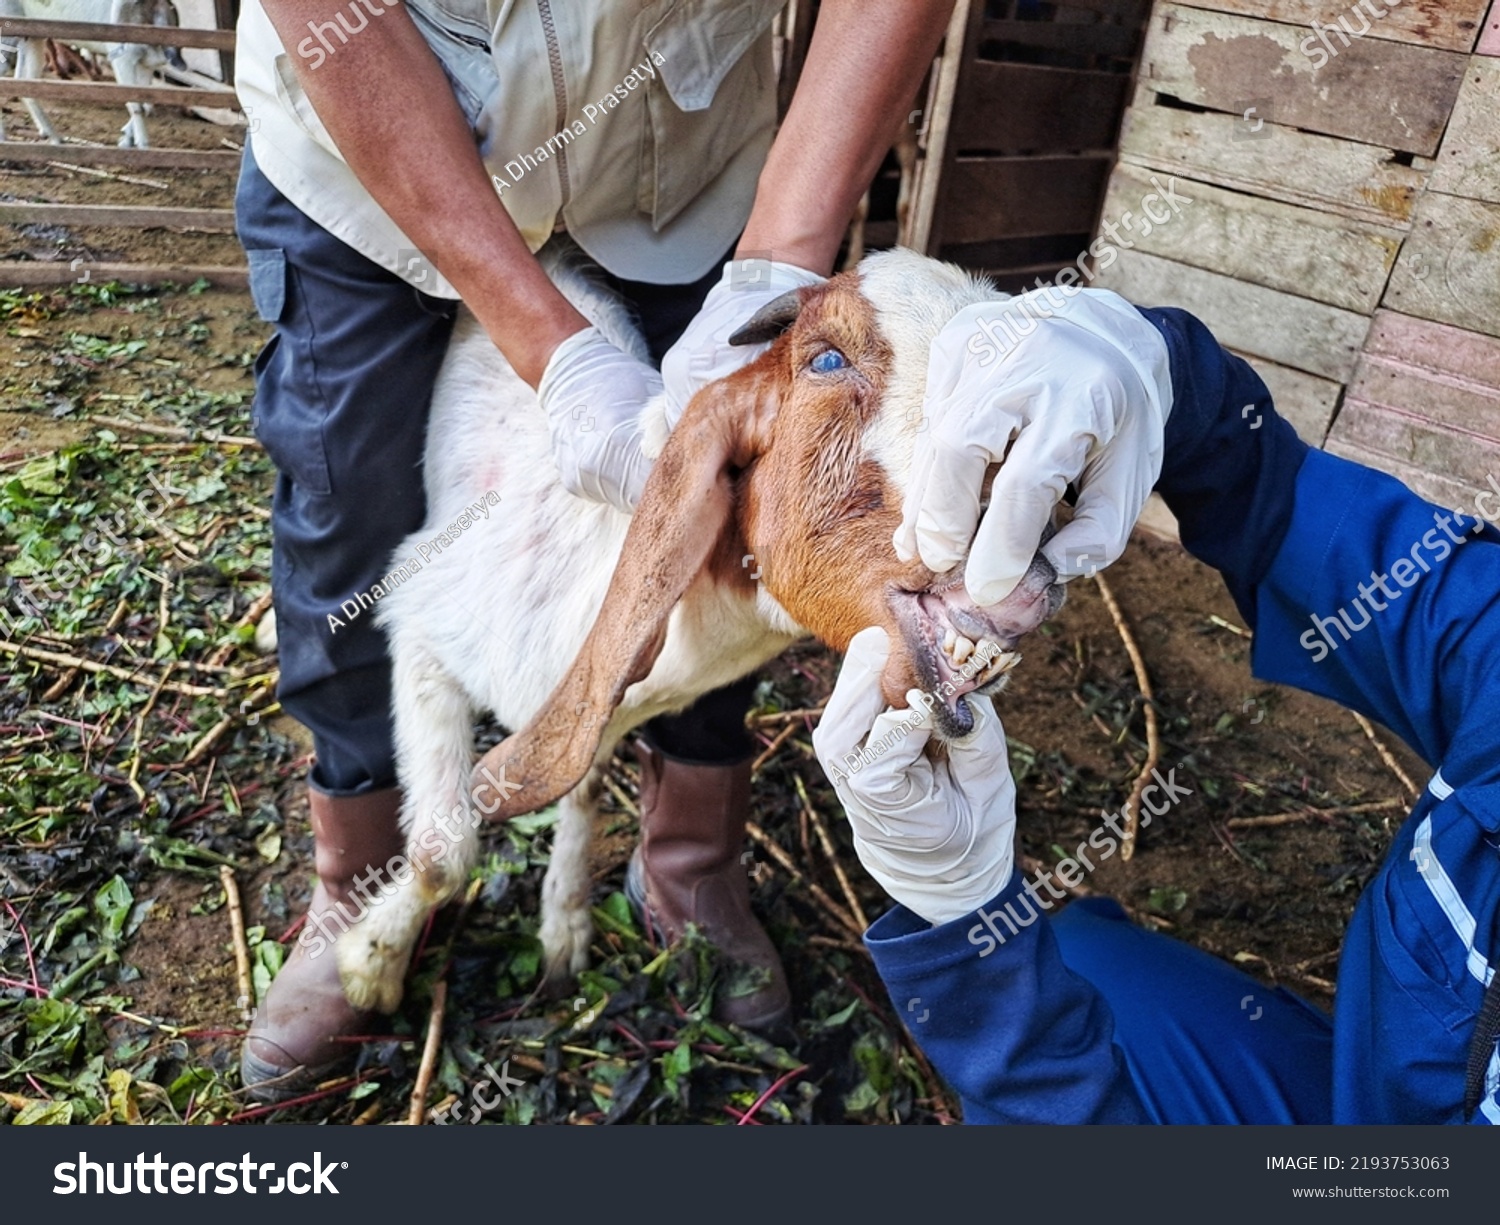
[660,257,826,427]
[812,627,1017,927]
[538,326,660,513]
[895,289,1174,606]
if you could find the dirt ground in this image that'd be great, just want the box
[0,102,1431,1125]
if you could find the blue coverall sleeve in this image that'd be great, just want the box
[1141,307,1500,781]
[865,873,1148,1124]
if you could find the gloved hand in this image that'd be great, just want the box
[895,289,1174,606]
[538,326,660,513]
[812,627,1017,927]
[660,257,826,427]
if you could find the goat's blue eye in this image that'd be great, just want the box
[810,348,848,373]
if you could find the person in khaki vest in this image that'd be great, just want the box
[234,0,953,1099]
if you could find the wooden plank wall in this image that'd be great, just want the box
[924,0,1154,290]
[1096,0,1500,524]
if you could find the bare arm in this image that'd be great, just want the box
[258,0,585,386]
[738,0,955,275]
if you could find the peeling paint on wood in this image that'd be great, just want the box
[1142,4,1467,155]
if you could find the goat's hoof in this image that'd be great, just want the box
[539,904,593,986]
[337,938,407,1014]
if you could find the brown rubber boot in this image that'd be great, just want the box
[624,743,791,1031]
[240,786,405,1102]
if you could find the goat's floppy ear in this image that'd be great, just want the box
[728,288,805,345]
[471,366,777,819]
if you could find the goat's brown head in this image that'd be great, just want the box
[475,250,1064,818]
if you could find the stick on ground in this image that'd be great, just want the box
[744,820,862,940]
[1349,711,1419,799]
[794,773,870,931]
[1224,798,1404,830]
[407,980,448,1126]
[219,865,253,1023]
[1094,574,1160,861]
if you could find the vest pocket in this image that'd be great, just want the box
[637,0,780,229]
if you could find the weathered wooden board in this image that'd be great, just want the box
[0,15,237,49]
[1330,311,1500,489]
[1164,0,1488,53]
[1232,349,1343,445]
[1330,400,1500,487]
[0,262,247,289]
[940,154,1113,244]
[953,63,1130,153]
[1429,56,1500,204]
[1350,310,1500,426]
[980,19,1141,59]
[1049,0,1155,19]
[1117,96,1427,226]
[1480,0,1500,55]
[1139,4,1467,155]
[1093,248,1371,381]
[0,142,240,170]
[1384,192,1500,340]
[0,78,236,108]
[1101,162,1403,313]
[1324,438,1493,509]
[0,202,236,231]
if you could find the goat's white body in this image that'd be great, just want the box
[339,255,800,1010]
[0,0,179,147]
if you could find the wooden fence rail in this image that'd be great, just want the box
[0,202,237,231]
[0,141,240,170]
[0,17,237,50]
[0,262,248,288]
[0,78,237,108]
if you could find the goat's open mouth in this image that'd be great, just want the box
[887,553,1066,739]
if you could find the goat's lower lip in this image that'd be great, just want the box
[887,592,1021,738]
[885,552,1065,739]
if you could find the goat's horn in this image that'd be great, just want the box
[728,289,805,345]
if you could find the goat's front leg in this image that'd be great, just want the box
[108,45,151,148]
[539,772,602,989]
[16,40,60,142]
[337,644,478,1013]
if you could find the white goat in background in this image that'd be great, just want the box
[0,0,185,147]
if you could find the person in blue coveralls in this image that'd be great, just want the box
[812,289,1500,1125]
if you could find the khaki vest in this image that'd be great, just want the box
[236,0,784,294]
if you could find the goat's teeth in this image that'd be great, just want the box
[952,635,975,665]
[942,627,956,654]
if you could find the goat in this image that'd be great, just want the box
[0,0,185,148]
[321,244,1065,1016]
